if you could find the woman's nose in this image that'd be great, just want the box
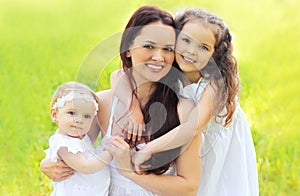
[151,49,164,62]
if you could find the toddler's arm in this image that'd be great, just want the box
[57,148,112,174]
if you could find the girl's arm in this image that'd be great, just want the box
[110,69,144,141]
[57,148,112,174]
[133,86,215,166]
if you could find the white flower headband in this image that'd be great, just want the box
[52,92,99,115]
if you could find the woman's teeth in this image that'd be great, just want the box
[146,64,163,70]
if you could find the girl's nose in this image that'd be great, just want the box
[187,44,197,56]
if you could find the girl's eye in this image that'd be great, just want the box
[68,111,75,115]
[84,115,92,119]
[143,44,154,49]
[163,47,174,52]
[199,45,209,51]
[182,38,190,43]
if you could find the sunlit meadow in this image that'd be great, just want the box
[0,0,299,195]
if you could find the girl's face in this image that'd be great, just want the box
[127,21,176,84]
[175,21,215,77]
[52,99,96,138]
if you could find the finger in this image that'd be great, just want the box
[131,123,138,142]
[120,119,128,132]
[137,124,143,141]
[53,172,74,182]
[55,160,71,168]
[134,162,142,174]
[140,164,152,169]
[127,122,133,140]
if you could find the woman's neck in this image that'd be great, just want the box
[136,82,155,106]
[184,71,201,83]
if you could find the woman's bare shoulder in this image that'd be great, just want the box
[96,89,113,100]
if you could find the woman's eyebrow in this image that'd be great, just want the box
[144,40,174,47]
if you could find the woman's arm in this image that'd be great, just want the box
[40,159,74,182]
[57,148,112,174]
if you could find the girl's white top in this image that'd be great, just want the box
[96,96,176,196]
[44,133,110,196]
[179,78,259,196]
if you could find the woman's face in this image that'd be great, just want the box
[127,21,176,83]
[175,21,215,76]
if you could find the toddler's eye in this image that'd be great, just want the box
[68,111,75,115]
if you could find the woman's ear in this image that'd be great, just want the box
[50,108,58,123]
[126,50,131,58]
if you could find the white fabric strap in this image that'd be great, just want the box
[106,96,119,136]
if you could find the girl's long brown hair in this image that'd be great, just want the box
[175,8,240,126]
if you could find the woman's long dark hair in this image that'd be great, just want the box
[119,6,181,174]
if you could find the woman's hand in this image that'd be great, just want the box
[40,158,74,182]
[104,136,134,176]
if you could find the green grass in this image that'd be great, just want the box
[0,0,299,195]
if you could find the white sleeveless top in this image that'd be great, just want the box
[99,96,176,196]
[179,78,259,196]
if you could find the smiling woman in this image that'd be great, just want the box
[126,23,176,85]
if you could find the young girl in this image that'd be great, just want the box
[44,81,111,196]
[113,8,259,196]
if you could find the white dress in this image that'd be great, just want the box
[179,78,259,196]
[44,132,110,196]
[97,97,176,196]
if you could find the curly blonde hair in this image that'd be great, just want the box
[175,8,240,126]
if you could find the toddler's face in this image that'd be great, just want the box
[55,98,96,138]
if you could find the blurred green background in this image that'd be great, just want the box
[0,0,299,195]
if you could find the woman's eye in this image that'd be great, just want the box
[143,44,154,49]
[84,115,92,119]
[163,47,174,52]
[68,111,75,115]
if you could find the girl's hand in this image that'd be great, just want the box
[104,136,133,175]
[132,148,152,174]
[40,158,74,182]
[121,97,145,142]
